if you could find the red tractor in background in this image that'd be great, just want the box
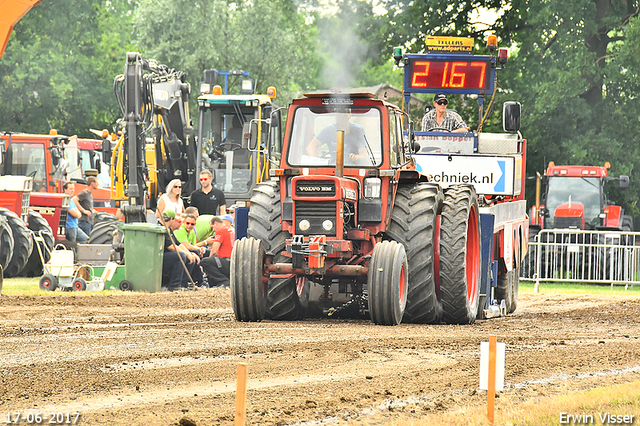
[530,161,632,234]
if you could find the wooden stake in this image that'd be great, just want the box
[487,335,497,425]
[235,362,248,426]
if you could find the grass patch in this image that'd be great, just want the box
[519,280,640,295]
[349,380,640,426]
[1,277,120,296]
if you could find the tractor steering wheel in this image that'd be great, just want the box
[220,142,243,150]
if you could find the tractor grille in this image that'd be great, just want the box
[295,201,337,236]
[554,217,583,229]
[58,210,68,238]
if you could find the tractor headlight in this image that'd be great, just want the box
[364,177,382,198]
[322,220,334,231]
[299,219,311,231]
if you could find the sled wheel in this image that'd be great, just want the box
[368,241,408,325]
[440,185,481,324]
[119,280,133,291]
[231,237,267,321]
[39,274,58,291]
[72,277,87,291]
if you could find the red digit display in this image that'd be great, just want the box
[409,59,490,90]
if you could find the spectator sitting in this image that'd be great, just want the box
[222,214,235,243]
[200,216,233,288]
[174,213,207,287]
[160,209,199,290]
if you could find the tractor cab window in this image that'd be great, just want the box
[8,143,47,191]
[545,177,602,229]
[199,105,258,194]
[287,107,382,167]
[389,110,404,166]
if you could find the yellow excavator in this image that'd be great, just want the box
[0,0,40,58]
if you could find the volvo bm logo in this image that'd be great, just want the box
[298,185,333,192]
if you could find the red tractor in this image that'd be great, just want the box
[531,162,632,232]
[0,132,73,276]
[230,36,527,325]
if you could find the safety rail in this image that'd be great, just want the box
[521,229,640,289]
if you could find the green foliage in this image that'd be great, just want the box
[0,0,135,137]
[132,0,319,107]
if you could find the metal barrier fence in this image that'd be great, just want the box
[520,229,640,288]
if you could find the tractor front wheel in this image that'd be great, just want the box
[368,241,408,325]
[231,237,267,321]
[20,210,54,277]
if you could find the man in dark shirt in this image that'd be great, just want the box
[307,112,369,165]
[161,209,199,290]
[72,176,98,236]
[190,170,226,215]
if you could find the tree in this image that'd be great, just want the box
[132,0,319,106]
[0,0,135,137]
[378,0,640,216]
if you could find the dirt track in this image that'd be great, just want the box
[1,287,639,425]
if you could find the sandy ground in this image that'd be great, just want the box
[0,287,639,425]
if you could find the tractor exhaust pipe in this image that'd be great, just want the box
[336,130,344,178]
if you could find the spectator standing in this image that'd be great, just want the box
[72,176,98,237]
[160,209,198,290]
[64,182,89,243]
[200,216,233,287]
[156,179,185,219]
[190,170,226,215]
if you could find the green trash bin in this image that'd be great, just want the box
[118,223,166,292]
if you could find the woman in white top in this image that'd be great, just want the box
[156,179,185,219]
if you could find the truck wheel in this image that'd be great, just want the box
[0,208,32,278]
[0,216,14,271]
[20,210,54,277]
[439,185,481,325]
[368,241,408,325]
[387,183,443,324]
[267,276,309,320]
[231,237,267,321]
[39,274,58,291]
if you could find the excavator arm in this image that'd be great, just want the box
[0,0,40,58]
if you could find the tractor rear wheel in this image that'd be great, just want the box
[368,241,408,325]
[496,265,519,314]
[0,208,32,278]
[387,183,443,324]
[439,185,481,325]
[0,215,14,272]
[20,210,54,277]
[267,276,309,320]
[230,237,267,321]
[88,213,119,245]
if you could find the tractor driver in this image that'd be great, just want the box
[306,112,369,165]
[421,93,470,133]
